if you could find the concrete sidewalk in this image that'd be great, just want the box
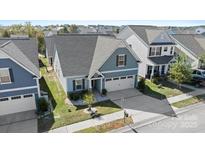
[167,88,205,104]
[49,111,124,133]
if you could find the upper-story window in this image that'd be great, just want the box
[149,47,161,56]
[156,47,162,56]
[164,47,168,52]
[117,54,126,67]
[149,47,155,56]
[0,68,11,84]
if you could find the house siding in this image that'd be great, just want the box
[99,47,138,72]
[0,58,37,91]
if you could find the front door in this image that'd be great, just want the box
[161,65,166,75]
[91,80,96,89]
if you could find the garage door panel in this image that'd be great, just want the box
[0,95,36,116]
[105,76,135,92]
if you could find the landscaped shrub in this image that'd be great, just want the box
[38,97,49,112]
[102,89,107,96]
[138,77,146,92]
[70,93,80,100]
[151,76,160,84]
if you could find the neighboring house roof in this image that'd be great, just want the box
[45,36,55,58]
[0,38,39,77]
[53,34,140,77]
[171,34,205,58]
[148,56,174,65]
[128,25,175,46]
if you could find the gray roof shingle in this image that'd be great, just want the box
[45,36,55,58]
[0,38,39,77]
[148,56,174,65]
[128,25,175,45]
[53,34,140,77]
[171,34,205,57]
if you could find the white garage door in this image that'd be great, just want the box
[0,94,36,116]
[105,75,135,92]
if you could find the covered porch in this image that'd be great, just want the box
[146,64,168,79]
[88,71,104,93]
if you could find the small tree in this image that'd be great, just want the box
[138,77,146,93]
[169,54,192,88]
[199,54,205,69]
[69,24,78,33]
[2,30,10,37]
[83,92,95,111]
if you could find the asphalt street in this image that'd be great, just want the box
[125,103,205,133]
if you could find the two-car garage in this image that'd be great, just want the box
[0,94,36,116]
[105,75,136,92]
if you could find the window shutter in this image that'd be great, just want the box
[73,80,75,91]
[82,79,85,89]
[116,55,119,66]
[160,47,162,55]
[9,68,14,82]
[124,55,127,66]
[149,47,152,56]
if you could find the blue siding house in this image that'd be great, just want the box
[46,34,140,94]
[0,38,40,116]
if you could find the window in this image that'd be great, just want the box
[149,47,155,56]
[75,79,83,90]
[113,77,119,80]
[24,94,33,98]
[0,98,9,102]
[156,47,162,56]
[117,54,126,67]
[0,68,11,84]
[120,76,126,79]
[127,76,133,78]
[164,47,168,52]
[105,78,112,81]
[11,96,21,100]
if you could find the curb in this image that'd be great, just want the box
[109,102,205,133]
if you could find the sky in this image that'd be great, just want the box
[0,20,205,26]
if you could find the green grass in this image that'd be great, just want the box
[144,80,193,99]
[75,117,133,133]
[172,94,205,108]
[38,57,121,132]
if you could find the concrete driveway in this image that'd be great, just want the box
[0,110,37,133]
[107,89,176,120]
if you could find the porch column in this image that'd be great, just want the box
[151,66,154,79]
[159,65,162,75]
[100,78,103,93]
[88,79,92,91]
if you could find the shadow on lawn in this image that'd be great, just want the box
[75,100,121,110]
[38,76,57,132]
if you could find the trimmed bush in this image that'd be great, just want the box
[102,89,107,96]
[70,93,81,100]
[39,97,48,112]
[138,77,146,92]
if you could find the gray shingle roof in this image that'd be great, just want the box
[45,36,55,58]
[128,25,175,45]
[148,56,174,65]
[0,38,39,77]
[53,35,140,77]
[171,34,205,57]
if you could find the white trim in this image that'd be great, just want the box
[101,68,138,74]
[0,48,40,77]
[36,78,41,97]
[0,86,38,93]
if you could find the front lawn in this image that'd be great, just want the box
[144,80,193,99]
[38,56,121,132]
[172,94,205,108]
[75,117,133,133]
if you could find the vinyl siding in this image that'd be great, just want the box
[0,58,37,91]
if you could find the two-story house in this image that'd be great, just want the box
[46,34,140,94]
[117,25,176,79]
[0,38,40,116]
[171,34,205,69]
